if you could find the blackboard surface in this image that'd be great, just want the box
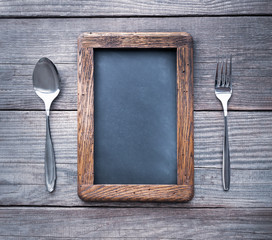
[94,49,177,184]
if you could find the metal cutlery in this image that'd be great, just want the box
[33,58,61,192]
[214,55,232,191]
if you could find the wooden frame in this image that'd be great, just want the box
[77,32,194,202]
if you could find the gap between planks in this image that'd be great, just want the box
[0,14,272,19]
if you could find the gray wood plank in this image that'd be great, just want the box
[0,111,271,170]
[0,0,271,17]
[0,163,271,207]
[0,111,77,164]
[0,17,271,110]
[0,207,271,239]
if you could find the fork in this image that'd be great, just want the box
[215,55,232,191]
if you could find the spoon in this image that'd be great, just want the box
[33,57,61,192]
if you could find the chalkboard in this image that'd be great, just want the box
[78,32,194,202]
[94,49,177,184]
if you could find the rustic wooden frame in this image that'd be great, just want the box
[78,32,194,202]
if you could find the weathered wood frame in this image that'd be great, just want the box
[77,32,194,202]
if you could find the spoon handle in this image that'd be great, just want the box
[45,114,56,192]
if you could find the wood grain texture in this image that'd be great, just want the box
[1,164,272,207]
[1,111,271,170]
[79,32,192,48]
[177,46,194,186]
[0,17,271,110]
[77,32,194,202]
[0,0,271,17]
[0,207,271,239]
[79,185,193,202]
[77,47,94,188]
[0,111,77,164]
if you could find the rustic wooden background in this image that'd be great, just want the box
[0,1,271,239]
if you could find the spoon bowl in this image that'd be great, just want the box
[33,57,61,192]
[33,58,60,114]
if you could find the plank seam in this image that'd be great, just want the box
[0,206,271,209]
[0,14,271,19]
[1,109,272,112]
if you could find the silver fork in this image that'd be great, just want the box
[215,55,232,191]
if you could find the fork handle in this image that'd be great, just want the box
[223,116,230,191]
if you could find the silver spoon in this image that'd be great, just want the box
[33,57,61,192]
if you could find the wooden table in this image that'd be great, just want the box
[0,1,271,239]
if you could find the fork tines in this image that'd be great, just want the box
[215,55,232,88]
